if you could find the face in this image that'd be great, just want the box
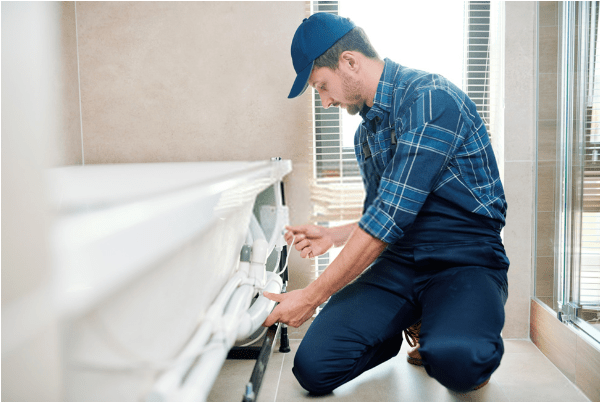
[308,65,365,116]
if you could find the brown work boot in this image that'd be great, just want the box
[473,378,490,390]
[403,320,422,366]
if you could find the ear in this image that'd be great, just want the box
[339,51,359,72]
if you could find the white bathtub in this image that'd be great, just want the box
[46,160,292,401]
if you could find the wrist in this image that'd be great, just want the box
[304,282,329,308]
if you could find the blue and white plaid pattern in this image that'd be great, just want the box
[356,59,507,244]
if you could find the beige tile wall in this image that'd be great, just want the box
[502,2,537,338]
[536,1,559,308]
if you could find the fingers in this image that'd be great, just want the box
[300,247,313,259]
[284,227,306,245]
[263,306,316,328]
[285,231,304,245]
[263,308,278,327]
[295,239,310,252]
[284,225,316,259]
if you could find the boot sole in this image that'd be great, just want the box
[406,356,423,366]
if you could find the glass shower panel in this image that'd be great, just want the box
[553,1,600,340]
[577,1,600,334]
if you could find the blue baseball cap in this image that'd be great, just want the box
[288,13,356,99]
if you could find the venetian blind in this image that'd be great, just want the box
[309,0,365,223]
[464,1,494,141]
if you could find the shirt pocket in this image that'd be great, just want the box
[373,127,397,167]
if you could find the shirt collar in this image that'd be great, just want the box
[363,58,399,122]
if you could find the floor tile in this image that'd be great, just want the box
[493,350,589,402]
[207,340,286,402]
[274,340,510,402]
[502,338,542,354]
[209,336,590,402]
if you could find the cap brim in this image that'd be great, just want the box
[288,61,314,99]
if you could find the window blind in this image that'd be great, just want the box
[463,1,494,140]
[309,0,365,224]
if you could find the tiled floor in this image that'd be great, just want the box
[208,323,590,402]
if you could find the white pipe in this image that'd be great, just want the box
[175,281,259,401]
[174,341,230,401]
[147,269,245,401]
[236,271,283,341]
[148,213,286,401]
[250,238,268,289]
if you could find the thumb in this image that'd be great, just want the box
[263,291,283,302]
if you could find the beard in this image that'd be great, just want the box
[340,71,364,116]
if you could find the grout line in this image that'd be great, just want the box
[273,350,286,402]
[74,1,85,165]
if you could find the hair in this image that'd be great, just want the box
[314,25,381,70]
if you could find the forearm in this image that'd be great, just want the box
[305,226,387,306]
[327,222,359,247]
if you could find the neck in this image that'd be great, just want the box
[363,58,385,107]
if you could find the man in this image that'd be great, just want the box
[263,12,509,395]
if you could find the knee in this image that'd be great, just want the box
[420,337,503,392]
[292,345,336,395]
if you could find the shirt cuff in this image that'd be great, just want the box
[358,203,404,244]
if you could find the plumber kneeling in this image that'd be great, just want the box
[263,12,510,394]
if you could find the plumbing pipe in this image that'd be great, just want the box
[250,238,268,289]
[173,337,230,401]
[147,269,246,401]
[175,280,260,401]
[236,271,283,342]
[148,213,286,401]
[175,271,283,400]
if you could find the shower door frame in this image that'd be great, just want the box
[555,0,600,342]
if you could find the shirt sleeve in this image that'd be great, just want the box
[358,89,466,244]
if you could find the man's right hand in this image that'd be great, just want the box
[284,224,334,259]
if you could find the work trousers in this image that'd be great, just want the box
[293,196,510,394]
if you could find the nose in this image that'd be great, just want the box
[317,89,334,109]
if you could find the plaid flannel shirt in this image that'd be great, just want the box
[356,59,507,244]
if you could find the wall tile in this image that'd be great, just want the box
[576,334,600,401]
[505,3,536,164]
[530,299,577,382]
[537,120,558,162]
[536,211,556,257]
[539,2,558,27]
[538,73,559,121]
[76,2,310,165]
[503,2,537,338]
[539,26,559,74]
[535,256,554,297]
[503,161,534,338]
[537,160,556,212]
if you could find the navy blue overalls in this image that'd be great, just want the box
[292,193,510,394]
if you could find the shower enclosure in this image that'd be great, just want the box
[536,1,600,342]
